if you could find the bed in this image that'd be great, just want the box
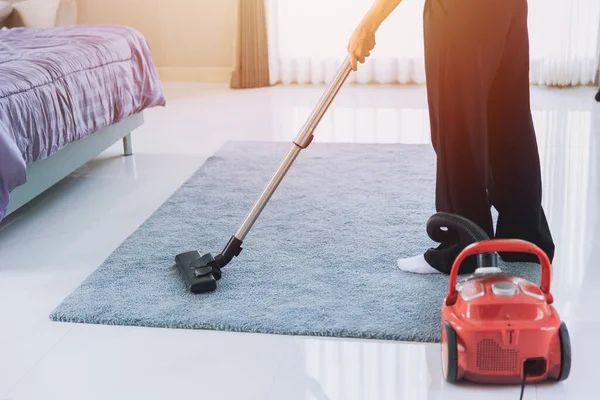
[0,1,166,223]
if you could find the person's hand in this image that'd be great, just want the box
[347,19,377,71]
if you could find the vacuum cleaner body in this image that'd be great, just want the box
[441,239,571,385]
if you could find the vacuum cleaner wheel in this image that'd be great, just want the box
[442,321,459,383]
[557,321,572,381]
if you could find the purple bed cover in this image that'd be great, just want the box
[0,24,166,222]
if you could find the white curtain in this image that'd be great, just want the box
[266,0,600,87]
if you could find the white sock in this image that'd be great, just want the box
[397,254,441,274]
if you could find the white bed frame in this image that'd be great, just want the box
[4,113,143,217]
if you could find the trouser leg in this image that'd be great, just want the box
[487,0,555,263]
[422,0,513,273]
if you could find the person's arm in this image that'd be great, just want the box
[347,0,404,70]
[361,0,403,31]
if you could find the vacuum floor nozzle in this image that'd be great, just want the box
[175,251,220,293]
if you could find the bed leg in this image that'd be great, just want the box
[123,134,133,156]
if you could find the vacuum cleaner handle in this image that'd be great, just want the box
[177,56,354,292]
[292,56,352,148]
[233,56,352,242]
[445,239,553,306]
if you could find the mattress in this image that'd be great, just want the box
[0,24,166,221]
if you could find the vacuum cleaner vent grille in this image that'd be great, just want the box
[476,339,518,371]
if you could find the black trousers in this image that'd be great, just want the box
[422,0,555,273]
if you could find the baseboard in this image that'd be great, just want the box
[157,67,233,83]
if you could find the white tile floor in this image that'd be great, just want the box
[0,82,599,400]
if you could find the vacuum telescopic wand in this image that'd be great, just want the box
[175,57,353,293]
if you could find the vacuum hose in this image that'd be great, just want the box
[425,212,498,274]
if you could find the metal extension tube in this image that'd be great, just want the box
[234,56,352,240]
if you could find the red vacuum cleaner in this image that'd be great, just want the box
[441,238,571,395]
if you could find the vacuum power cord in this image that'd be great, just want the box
[519,368,528,400]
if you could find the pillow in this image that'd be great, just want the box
[0,1,13,23]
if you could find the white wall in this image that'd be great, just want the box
[76,0,237,82]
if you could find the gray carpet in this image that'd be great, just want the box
[50,141,539,342]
